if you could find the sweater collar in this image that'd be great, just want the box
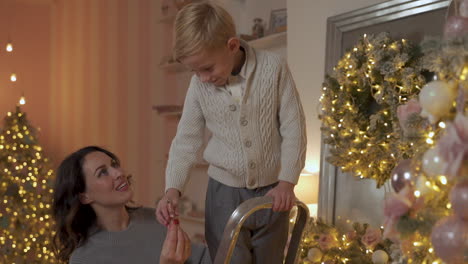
[239,39,256,81]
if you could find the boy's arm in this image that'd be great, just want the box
[277,58,307,186]
[266,58,307,212]
[165,77,206,193]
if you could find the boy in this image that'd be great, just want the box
[156,1,306,263]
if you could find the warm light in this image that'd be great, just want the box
[439,176,447,185]
[414,190,421,198]
[296,171,319,204]
[10,73,17,82]
[6,42,13,52]
[438,122,446,128]
[19,96,26,105]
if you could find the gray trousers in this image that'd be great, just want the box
[205,178,289,264]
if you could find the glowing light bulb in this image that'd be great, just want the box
[10,73,17,82]
[19,96,26,105]
[6,43,13,52]
[439,176,447,185]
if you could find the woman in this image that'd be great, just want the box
[52,146,210,264]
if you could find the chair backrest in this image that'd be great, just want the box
[213,196,310,264]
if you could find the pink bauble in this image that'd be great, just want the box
[431,215,468,264]
[460,0,468,18]
[391,159,414,193]
[451,181,468,220]
[444,16,468,38]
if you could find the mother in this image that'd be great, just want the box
[52,146,210,264]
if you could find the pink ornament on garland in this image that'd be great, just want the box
[391,159,415,192]
[444,15,468,38]
[450,181,468,220]
[459,0,468,17]
[431,215,468,264]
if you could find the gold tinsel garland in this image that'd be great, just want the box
[319,32,427,187]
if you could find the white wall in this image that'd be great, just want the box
[287,0,386,173]
[220,0,286,36]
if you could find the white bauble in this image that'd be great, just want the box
[415,175,431,196]
[419,81,457,124]
[307,247,323,262]
[372,250,389,264]
[422,147,446,178]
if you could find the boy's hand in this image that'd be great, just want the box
[156,188,181,226]
[265,181,296,212]
[160,220,191,264]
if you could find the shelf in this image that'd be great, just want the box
[247,31,287,50]
[152,105,183,116]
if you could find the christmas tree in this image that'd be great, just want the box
[0,106,58,263]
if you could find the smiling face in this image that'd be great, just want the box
[79,151,133,209]
[180,37,241,86]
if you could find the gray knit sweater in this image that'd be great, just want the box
[166,40,307,191]
[69,207,210,264]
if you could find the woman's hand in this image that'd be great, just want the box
[265,181,296,212]
[160,220,191,264]
[156,188,181,226]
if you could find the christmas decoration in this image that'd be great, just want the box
[298,218,393,264]
[0,106,58,263]
[313,22,467,264]
[390,159,415,193]
[319,32,426,187]
[450,181,468,220]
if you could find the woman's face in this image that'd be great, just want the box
[79,151,133,208]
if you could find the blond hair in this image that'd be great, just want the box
[173,1,236,61]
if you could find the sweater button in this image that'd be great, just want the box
[245,140,252,148]
[240,119,248,126]
[229,104,237,111]
[248,178,255,186]
[248,161,256,169]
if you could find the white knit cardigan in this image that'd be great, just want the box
[165,40,307,191]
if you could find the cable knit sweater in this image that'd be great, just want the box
[166,40,306,191]
[69,207,210,264]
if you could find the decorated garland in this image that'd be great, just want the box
[298,218,393,264]
[319,32,427,187]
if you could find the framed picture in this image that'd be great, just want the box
[269,8,287,34]
[319,0,450,229]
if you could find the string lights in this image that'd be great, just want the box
[0,107,58,263]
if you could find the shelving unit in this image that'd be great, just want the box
[152,104,183,117]
[247,31,287,50]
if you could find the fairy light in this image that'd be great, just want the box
[439,176,447,185]
[438,122,446,128]
[6,42,13,52]
[0,108,58,262]
[10,73,17,82]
